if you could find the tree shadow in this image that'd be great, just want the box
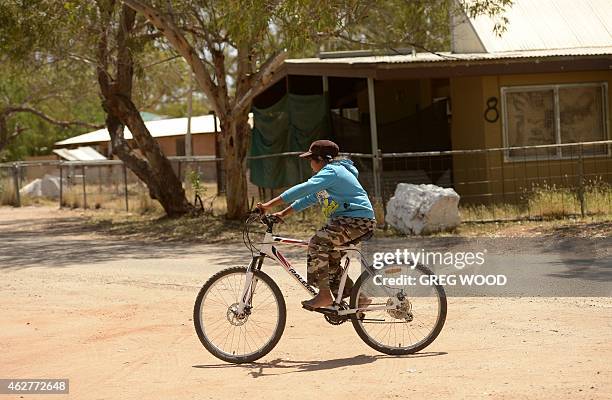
[192,352,447,378]
[545,258,612,282]
[0,214,248,271]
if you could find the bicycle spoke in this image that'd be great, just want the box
[198,271,282,360]
[354,266,445,352]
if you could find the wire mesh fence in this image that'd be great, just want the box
[1,140,610,222]
[379,141,612,222]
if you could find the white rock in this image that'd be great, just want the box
[40,174,61,198]
[20,179,43,197]
[19,175,62,198]
[386,183,460,235]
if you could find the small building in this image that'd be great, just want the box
[251,0,612,205]
[54,114,220,158]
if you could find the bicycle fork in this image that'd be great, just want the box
[235,256,261,315]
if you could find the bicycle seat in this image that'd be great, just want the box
[345,230,374,246]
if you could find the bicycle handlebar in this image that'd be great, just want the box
[248,209,283,230]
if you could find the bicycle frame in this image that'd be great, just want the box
[236,229,400,317]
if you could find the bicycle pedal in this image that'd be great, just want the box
[302,304,337,314]
[313,306,337,315]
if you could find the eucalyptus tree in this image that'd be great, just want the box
[123,0,511,219]
[0,1,195,216]
[0,0,510,218]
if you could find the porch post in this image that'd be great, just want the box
[185,72,193,157]
[367,77,382,202]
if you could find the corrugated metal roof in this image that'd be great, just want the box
[285,46,612,66]
[466,0,612,52]
[52,146,107,161]
[55,114,220,146]
[286,0,612,67]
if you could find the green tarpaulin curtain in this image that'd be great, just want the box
[249,93,330,189]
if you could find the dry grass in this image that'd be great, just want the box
[81,206,610,244]
[460,178,612,222]
[6,174,610,241]
[0,177,53,207]
[0,178,16,206]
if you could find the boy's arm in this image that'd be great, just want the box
[290,193,317,212]
[279,167,336,204]
[257,192,317,214]
[257,193,316,219]
[256,196,285,212]
[257,167,335,213]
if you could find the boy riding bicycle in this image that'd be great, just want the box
[256,139,376,309]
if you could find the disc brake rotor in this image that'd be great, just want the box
[226,303,249,326]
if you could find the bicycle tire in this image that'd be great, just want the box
[350,264,447,355]
[194,266,286,364]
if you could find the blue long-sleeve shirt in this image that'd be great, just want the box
[280,159,375,219]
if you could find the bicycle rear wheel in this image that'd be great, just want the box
[194,266,286,363]
[350,264,446,355]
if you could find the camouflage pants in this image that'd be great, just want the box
[307,216,376,293]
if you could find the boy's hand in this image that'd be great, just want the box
[271,212,285,223]
[255,196,285,214]
[255,202,268,213]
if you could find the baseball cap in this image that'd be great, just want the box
[299,140,340,159]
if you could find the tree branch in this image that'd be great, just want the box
[232,51,286,117]
[122,0,225,115]
[4,107,103,130]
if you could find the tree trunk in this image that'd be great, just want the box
[103,94,193,217]
[96,2,192,218]
[221,112,250,219]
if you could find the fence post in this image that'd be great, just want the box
[577,144,585,218]
[123,164,129,212]
[376,148,384,206]
[82,165,87,209]
[12,163,21,207]
[59,163,63,209]
[367,78,381,203]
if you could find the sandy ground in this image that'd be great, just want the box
[1,206,611,399]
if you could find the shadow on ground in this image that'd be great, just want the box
[0,214,248,270]
[192,352,447,377]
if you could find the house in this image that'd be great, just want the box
[250,0,612,205]
[54,114,220,158]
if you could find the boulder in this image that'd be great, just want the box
[386,183,460,235]
[40,175,61,198]
[19,179,42,197]
[19,175,61,198]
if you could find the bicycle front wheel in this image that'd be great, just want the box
[194,266,286,363]
[350,264,447,355]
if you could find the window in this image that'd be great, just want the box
[501,83,608,161]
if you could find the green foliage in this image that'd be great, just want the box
[0,56,103,161]
[140,0,512,98]
[0,1,203,161]
[0,0,512,165]
[188,170,204,198]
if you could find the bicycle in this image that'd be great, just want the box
[193,211,447,364]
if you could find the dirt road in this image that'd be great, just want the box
[1,207,611,399]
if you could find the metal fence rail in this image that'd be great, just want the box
[377,140,612,221]
[1,141,610,222]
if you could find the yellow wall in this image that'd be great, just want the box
[450,70,612,203]
[449,76,491,197]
